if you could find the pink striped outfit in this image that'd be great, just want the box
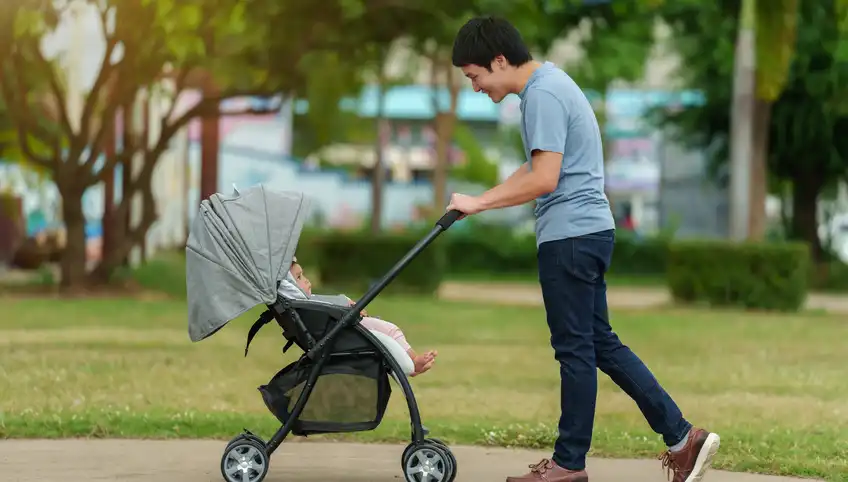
[359,316,412,352]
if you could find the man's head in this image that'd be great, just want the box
[290,257,312,296]
[451,16,534,103]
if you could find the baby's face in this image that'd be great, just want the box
[290,263,312,295]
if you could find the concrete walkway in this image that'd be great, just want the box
[0,440,817,482]
[438,281,848,313]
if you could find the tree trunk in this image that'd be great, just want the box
[119,104,133,267]
[200,79,220,202]
[597,100,613,211]
[91,200,151,283]
[91,168,137,285]
[183,128,191,243]
[779,181,792,236]
[370,76,387,234]
[791,169,825,264]
[91,99,161,284]
[748,99,772,240]
[58,182,88,289]
[433,111,457,211]
[101,112,116,262]
[432,56,459,212]
[90,150,161,283]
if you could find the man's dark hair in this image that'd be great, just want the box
[451,16,533,71]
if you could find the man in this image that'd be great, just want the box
[445,16,720,482]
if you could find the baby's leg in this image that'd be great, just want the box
[359,316,411,351]
[359,316,436,376]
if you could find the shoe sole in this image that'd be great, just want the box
[685,433,721,482]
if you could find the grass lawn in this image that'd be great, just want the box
[0,295,846,481]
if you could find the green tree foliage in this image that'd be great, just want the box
[0,98,14,163]
[0,0,438,288]
[399,0,483,213]
[0,0,297,287]
[506,0,665,206]
[755,0,799,102]
[652,0,848,263]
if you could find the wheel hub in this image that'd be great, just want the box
[405,448,446,482]
[421,459,433,476]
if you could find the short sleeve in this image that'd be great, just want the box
[523,89,568,155]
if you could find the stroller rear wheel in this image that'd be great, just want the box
[221,436,269,482]
[402,441,456,482]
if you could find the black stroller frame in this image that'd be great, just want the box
[219,210,463,482]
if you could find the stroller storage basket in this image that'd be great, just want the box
[259,352,391,436]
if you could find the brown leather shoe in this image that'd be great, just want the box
[659,427,721,482]
[505,458,588,482]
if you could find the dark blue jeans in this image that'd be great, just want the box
[537,230,691,471]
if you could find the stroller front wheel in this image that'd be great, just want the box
[425,439,457,482]
[402,441,456,482]
[220,437,270,482]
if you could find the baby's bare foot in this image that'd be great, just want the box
[411,350,437,377]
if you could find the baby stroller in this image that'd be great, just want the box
[185,185,463,482]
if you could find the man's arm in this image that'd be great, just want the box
[504,161,530,183]
[477,152,561,210]
[477,90,567,211]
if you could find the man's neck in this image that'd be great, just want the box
[512,60,544,95]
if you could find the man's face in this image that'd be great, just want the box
[460,56,512,103]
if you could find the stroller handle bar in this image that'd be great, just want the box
[436,209,463,230]
[305,209,464,359]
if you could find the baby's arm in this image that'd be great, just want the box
[309,292,373,317]
[308,293,351,307]
[342,295,373,317]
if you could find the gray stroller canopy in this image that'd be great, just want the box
[185,185,312,342]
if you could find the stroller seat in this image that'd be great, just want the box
[242,276,415,439]
[248,295,394,437]
[269,274,415,377]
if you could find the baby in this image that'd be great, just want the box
[289,259,437,377]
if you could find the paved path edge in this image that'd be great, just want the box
[0,439,821,482]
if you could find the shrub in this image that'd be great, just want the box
[306,229,446,296]
[127,250,188,298]
[300,223,672,293]
[443,223,670,278]
[446,228,538,276]
[809,259,848,293]
[667,239,810,311]
[11,237,50,270]
[607,231,670,276]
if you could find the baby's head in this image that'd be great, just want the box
[289,256,312,296]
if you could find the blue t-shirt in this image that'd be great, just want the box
[518,61,615,246]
